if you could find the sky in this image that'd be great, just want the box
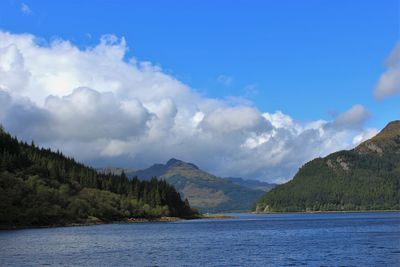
[0,0,399,183]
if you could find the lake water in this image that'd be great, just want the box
[0,212,399,266]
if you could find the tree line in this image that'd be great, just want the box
[0,126,197,228]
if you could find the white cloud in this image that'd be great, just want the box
[0,31,376,183]
[374,42,400,100]
[333,104,370,128]
[217,75,233,85]
[21,3,32,15]
[44,87,151,141]
[262,111,296,130]
[201,106,270,134]
[0,44,30,92]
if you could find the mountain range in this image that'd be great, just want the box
[224,177,276,191]
[255,120,400,212]
[127,159,276,212]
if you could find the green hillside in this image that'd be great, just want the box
[255,121,400,212]
[0,127,197,229]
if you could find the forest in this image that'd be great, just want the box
[255,121,400,212]
[0,126,198,228]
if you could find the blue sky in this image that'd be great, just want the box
[0,1,399,181]
[1,0,398,129]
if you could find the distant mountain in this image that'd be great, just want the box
[255,120,400,212]
[128,158,197,181]
[128,159,265,212]
[224,177,277,192]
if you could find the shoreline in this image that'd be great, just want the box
[2,210,398,230]
[0,214,237,231]
[252,209,400,215]
[0,216,197,231]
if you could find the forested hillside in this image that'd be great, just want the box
[0,126,197,228]
[255,121,400,212]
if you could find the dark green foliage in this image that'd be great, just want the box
[255,121,400,212]
[0,127,197,228]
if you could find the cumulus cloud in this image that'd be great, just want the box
[0,90,50,141]
[333,104,370,128]
[0,31,376,182]
[45,87,152,141]
[374,42,400,100]
[201,106,270,134]
[0,44,30,92]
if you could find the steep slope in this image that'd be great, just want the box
[0,127,196,228]
[255,120,400,212]
[129,159,265,212]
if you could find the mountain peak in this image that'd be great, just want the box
[355,120,400,155]
[377,120,400,138]
[166,158,183,166]
[166,158,199,170]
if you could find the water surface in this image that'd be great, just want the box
[1,212,399,266]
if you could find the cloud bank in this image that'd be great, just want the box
[0,31,377,182]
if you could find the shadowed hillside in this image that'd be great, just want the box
[224,177,276,192]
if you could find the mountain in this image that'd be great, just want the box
[224,177,277,191]
[0,127,197,228]
[255,120,400,212]
[128,159,265,212]
[128,158,189,181]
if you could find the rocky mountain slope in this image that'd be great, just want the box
[128,159,267,212]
